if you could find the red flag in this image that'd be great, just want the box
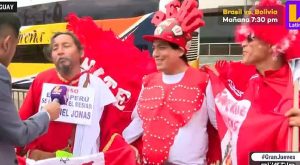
[103,134,137,165]
[206,121,222,164]
[206,62,293,165]
[18,134,137,165]
[17,156,26,165]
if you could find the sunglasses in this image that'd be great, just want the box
[247,33,255,42]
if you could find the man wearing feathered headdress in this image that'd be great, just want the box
[122,0,220,164]
[206,0,300,164]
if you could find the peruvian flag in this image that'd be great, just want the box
[206,61,293,165]
[17,134,137,165]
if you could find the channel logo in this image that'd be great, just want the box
[286,1,300,29]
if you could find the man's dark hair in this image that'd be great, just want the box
[169,42,188,63]
[0,13,21,37]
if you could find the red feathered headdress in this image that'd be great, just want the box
[235,0,300,60]
[66,13,156,98]
[66,13,157,149]
[143,0,205,52]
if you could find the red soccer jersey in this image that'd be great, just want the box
[18,68,75,153]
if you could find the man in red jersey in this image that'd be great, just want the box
[18,32,116,160]
[206,0,300,164]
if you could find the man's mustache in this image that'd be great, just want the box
[58,57,70,63]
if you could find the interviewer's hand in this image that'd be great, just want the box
[285,108,300,126]
[44,101,61,121]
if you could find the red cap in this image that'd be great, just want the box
[143,18,188,51]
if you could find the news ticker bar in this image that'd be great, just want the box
[250,152,300,165]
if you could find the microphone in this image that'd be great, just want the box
[50,85,68,105]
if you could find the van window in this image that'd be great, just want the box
[13,45,50,63]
